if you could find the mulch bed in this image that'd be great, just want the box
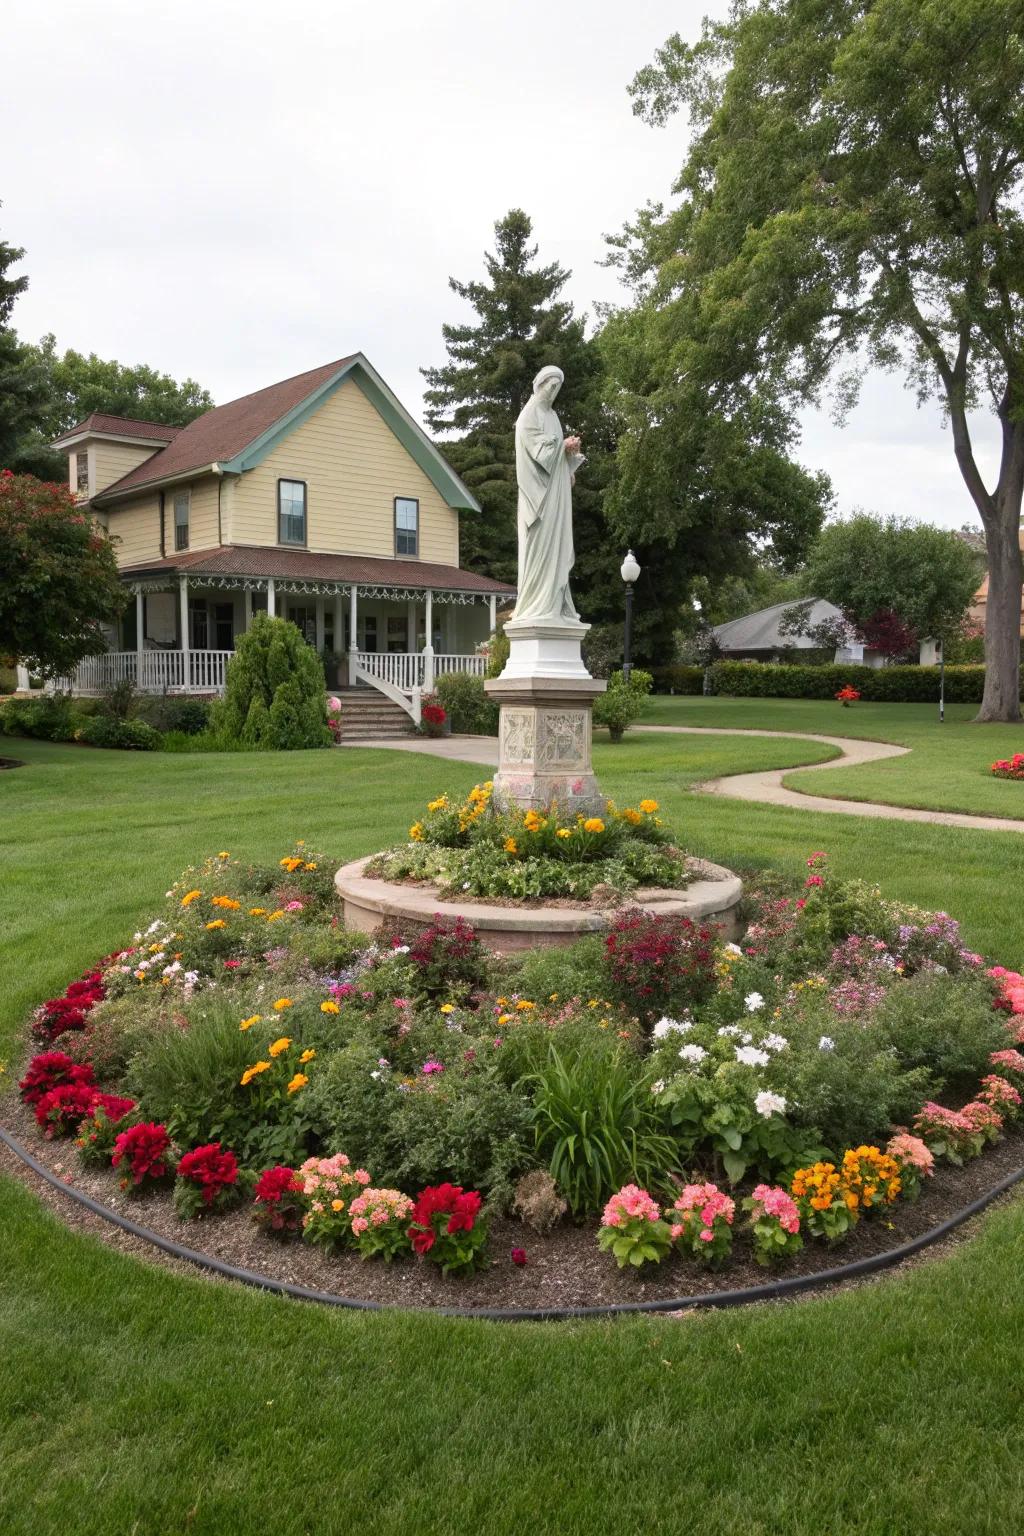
[3,1090,1021,1315]
[0,757,25,769]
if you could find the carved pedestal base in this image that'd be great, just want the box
[484,676,608,817]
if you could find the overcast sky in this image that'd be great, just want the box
[3,0,997,531]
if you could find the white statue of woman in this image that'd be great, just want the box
[509,365,584,627]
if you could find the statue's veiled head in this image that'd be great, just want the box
[533,365,563,407]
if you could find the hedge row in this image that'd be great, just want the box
[650,665,705,695]
[707,661,1011,703]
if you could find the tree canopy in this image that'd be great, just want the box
[622,0,1024,719]
[0,471,126,677]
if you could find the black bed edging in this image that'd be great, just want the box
[4,1123,1024,1322]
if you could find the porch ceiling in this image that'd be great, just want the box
[120,544,515,599]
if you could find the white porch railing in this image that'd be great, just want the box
[434,653,486,679]
[355,651,425,692]
[351,650,488,724]
[60,650,234,696]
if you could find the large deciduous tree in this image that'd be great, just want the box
[623,0,1024,720]
[0,471,126,677]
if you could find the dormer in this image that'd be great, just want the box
[51,414,181,503]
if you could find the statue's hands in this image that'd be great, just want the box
[564,435,582,456]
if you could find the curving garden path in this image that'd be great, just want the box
[343,724,1024,835]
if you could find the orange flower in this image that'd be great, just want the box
[205,919,226,931]
[269,1037,292,1057]
[299,1048,315,1064]
[240,1061,271,1086]
[273,998,293,1012]
[320,1000,340,1014]
[239,1015,261,1031]
[287,1073,309,1094]
[181,890,201,907]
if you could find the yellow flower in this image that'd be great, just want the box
[249,907,267,916]
[409,822,425,842]
[320,999,340,1014]
[239,1014,261,1031]
[515,1000,535,1011]
[303,862,318,871]
[583,817,605,834]
[299,1048,315,1064]
[523,810,545,832]
[639,799,659,814]
[279,856,304,872]
[205,919,226,931]
[622,808,642,826]
[218,851,231,860]
[273,998,293,1012]
[181,889,201,907]
[439,1003,456,1014]
[497,1013,513,1026]
[549,992,559,1002]
[330,1196,344,1210]
[496,997,508,1007]
[504,837,519,855]
[288,1073,309,1095]
[240,1060,271,1086]
[269,1036,292,1057]
[211,895,241,910]
[556,827,572,840]
[266,910,286,922]
[428,795,449,812]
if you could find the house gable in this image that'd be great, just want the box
[225,375,462,565]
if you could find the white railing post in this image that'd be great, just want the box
[135,590,144,682]
[423,588,434,691]
[178,576,190,692]
[348,585,358,685]
[411,685,422,726]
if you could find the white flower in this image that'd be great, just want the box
[678,1043,707,1065]
[162,960,182,977]
[392,945,410,956]
[744,991,765,1012]
[718,1024,742,1038]
[651,1079,666,1095]
[724,942,742,956]
[735,1045,770,1068]
[370,1070,383,1081]
[653,1016,692,1039]
[184,970,199,984]
[754,1090,788,1119]
[146,920,163,935]
[133,932,142,944]
[761,1032,788,1053]
[819,1035,836,1052]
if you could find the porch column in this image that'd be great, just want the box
[135,589,144,685]
[489,594,497,633]
[406,598,416,653]
[315,597,325,655]
[333,590,343,660]
[243,586,253,632]
[422,588,435,691]
[178,575,190,691]
[348,584,358,686]
[266,577,276,617]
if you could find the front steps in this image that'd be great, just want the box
[333,687,417,742]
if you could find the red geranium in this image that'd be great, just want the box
[35,1081,100,1137]
[991,753,1024,781]
[112,1122,175,1189]
[252,1164,305,1235]
[19,1051,95,1107]
[31,966,106,1042]
[407,1182,488,1273]
[422,703,447,725]
[174,1142,240,1217]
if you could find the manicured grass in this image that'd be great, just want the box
[3,732,1024,1535]
[639,695,1024,821]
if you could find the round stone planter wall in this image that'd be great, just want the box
[335,855,743,953]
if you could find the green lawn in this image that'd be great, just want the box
[640,694,1024,821]
[2,731,1024,1535]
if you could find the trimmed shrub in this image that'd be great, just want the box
[435,672,499,736]
[209,615,332,750]
[0,694,77,740]
[593,668,653,743]
[709,660,1008,703]
[651,664,705,695]
[76,715,161,750]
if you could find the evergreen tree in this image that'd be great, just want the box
[0,210,50,475]
[422,210,599,587]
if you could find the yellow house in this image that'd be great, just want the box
[53,354,514,720]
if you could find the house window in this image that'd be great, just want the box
[188,600,208,650]
[75,451,89,495]
[278,480,307,545]
[395,497,419,557]
[214,603,234,650]
[287,605,316,645]
[387,616,408,653]
[174,490,190,551]
[358,615,378,654]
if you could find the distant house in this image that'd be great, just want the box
[967,531,1024,638]
[52,353,514,720]
[712,599,885,667]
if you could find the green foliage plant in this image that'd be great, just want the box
[210,614,331,750]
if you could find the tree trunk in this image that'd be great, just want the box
[976,506,1023,722]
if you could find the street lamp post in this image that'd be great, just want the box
[620,550,641,684]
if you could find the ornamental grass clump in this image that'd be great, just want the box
[742,1184,803,1267]
[252,1165,305,1237]
[597,1184,673,1269]
[348,1188,415,1261]
[669,1182,735,1266]
[173,1142,248,1219]
[407,1183,489,1275]
[111,1121,175,1191]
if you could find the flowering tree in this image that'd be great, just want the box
[0,471,125,678]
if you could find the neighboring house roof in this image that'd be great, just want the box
[713,598,844,652]
[119,545,515,595]
[53,413,181,445]
[87,354,481,514]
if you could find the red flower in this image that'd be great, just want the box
[19,1051,94,1107]
[511,1247,527,1267]
[177,1142,239,1204]
[447,1190,482,1233]
[410,1227,436,1255]
[35,1082,100,1136]
[254,1165,301,1205]
[112,1122,174,1187]
[92,1093,136,1122]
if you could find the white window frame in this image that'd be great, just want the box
[174,490,191,551]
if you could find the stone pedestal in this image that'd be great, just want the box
[485,642,607,816]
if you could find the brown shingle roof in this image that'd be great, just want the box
[54,413,181,445]
[92,357,355,503]
[119,545,515,594]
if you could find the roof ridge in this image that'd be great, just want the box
[208,356,355,414]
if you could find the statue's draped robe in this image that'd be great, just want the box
[512,394,584,625]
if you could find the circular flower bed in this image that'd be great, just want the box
[991,752,1024,781]
[7,842,1024,1309]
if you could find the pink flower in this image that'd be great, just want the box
[511,1247,527,1266]
[804,874,824,888]
[422,1059,444,1075]
[285,900,304,912]
[223,959,241,969]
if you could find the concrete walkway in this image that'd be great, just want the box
[342,724,1024,836]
